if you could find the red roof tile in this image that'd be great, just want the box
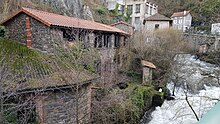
[144,13,172,21]
[0,7,129,35]
[171,11,190,18]
[141,60,156,69]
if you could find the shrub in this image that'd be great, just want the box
[95,5,107,15]
[92,84,155,124]
[129,29,193,86]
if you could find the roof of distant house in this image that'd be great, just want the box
[141,60,156,69]
[0,7,129,35]
[144,13,172,22]
[171,11,190,18]
[111,21,134,28]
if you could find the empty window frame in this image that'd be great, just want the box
[155,24,159,29]
[94,34,103,48]
[127,5,133,14]
[114,35,120,48]
[104,35,111,48]
[135,17,140,24]
[135,4,140,13]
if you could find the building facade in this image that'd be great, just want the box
[106,0,158,31]
[107,0,125,15]
[143,13,172,31]
[171,10,192,32]
[126,0,158,31]
[211,23,220,35]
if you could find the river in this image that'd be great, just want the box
[141,54,220,124]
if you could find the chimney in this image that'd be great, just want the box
[25,17,32,47]
[184,10,187,15]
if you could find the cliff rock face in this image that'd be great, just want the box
[30,0,94,20]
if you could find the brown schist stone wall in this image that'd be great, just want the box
[30,17,54,53]
[4,13,26,45]
[35,83,92,124]
[3,13,65,53]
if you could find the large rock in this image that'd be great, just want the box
[30,0,94,19]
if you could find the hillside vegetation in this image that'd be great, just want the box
[154,0,220,30]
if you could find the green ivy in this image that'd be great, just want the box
[95,5,108,15]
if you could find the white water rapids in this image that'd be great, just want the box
[146,54,220,124]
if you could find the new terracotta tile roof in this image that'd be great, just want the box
[171,11,190,18]
[0,7,129,35]
[141,60,156,69]
[144,13,172,21]
[111,21,134,28]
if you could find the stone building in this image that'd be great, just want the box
[0,7,130,123]
[171,10,192,32]
[0,7,130,84]
[143,13,172,31]
[0,37,98,123]
[141,60,156,84]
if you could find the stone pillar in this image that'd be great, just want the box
[142,67,151,84]
[35,96,44,124]
[88,33,95,48]
[141,60,156,85]
[87,83,92,121]
[25,17,32,47]
[111,34,115,48]
[102,35,104,48]
[215,37,220,50]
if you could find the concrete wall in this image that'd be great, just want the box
[144,21,170,31]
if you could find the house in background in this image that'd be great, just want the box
[211,23,220,35]
[106,0,158,31]
[126,0,158,31]
[143,13,172,31]
[111,21,134,35]
[107,0,125,15]
[171,10,192,32]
